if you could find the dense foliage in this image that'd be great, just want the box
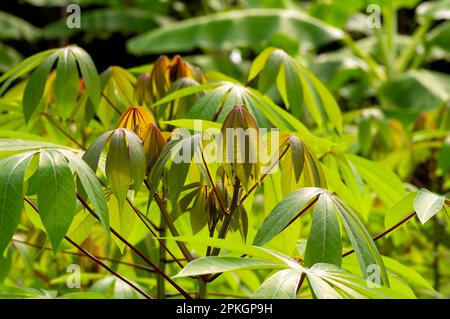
[0,0,449,299]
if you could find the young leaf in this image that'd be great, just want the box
[123,129,146,194]
[105,129,131,209]
[71,46,101,107]
[82,130,114,171]
[54,48,79,118]
[37,150,77,252]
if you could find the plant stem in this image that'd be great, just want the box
[197,279,208,299]
[147,180,194,262]
[157,209,167,299]
[41,112,85,149]
[101,91,122,115]
[76,194,192,299]
[200,145,227,215]
[126,197,184,268]
[342,211,417,257]
[11,238,156,273]
[65,236,153,299]
[384,0,397,78]
[342,34,385,83]
[211,178,240,256]
[23,197,153,299]
[239,144,290,206]
[395,18,431,72]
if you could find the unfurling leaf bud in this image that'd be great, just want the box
[135,73,152,105]
[117,106,154,140]
[220,104,260,186]
[139,55,205,105]
[142,123,166,172]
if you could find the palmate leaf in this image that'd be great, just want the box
[306,263,406,299]
[84,129,146,210]
[127,9,343,55]
[0,142,109,252]
[37,150,77,251]
[173,242,403,299]
[254,188,389,286]
[249,48,343,134]
[0,152,34,254]
[1,46,100,121]
[152,81,331,149]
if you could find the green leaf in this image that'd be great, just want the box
[0,49,56,95]
[152,82,219,107]
[61,150,109,237]
[0,152,34,254]
[379,70,450,113]
[307,263,406,299]
[189,189,208,234]
[289,135,305,183]
[22,52,59,122]
[54,48,79,119]
[283,58,303,117]
[253,187,323,246]
[37,150,77,252]
[82,130,114,171]
[42,8,157,39]
[252,269,302,299]
[105,130,131,209]
[414,188,445,224]
[417,0,450,20]
[258,50,282,93]
[333,197,389,286]
[127,9,343,55]
[171,236,300,267]
[385,192,417,229]
[347,154,406,208]
[304,195,342,267]
[438,136,450,173]
[123,129,146,195]
[0,284,56,299]
[0,11,40,41]
[70,46,101,107]
[174,257,284,278]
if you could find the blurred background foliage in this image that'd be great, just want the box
[0,0,449,298]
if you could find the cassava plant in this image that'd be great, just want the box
[0,44,448,300]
